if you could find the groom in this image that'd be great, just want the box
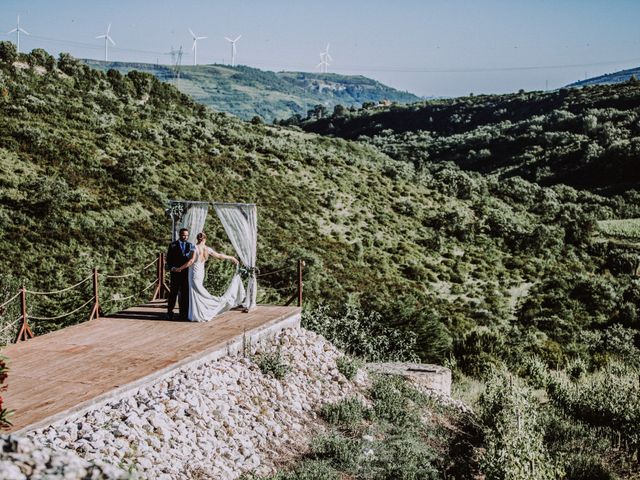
[166,228,194,321]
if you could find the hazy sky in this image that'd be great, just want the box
[2,0,640,97]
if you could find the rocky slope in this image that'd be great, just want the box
[1,328,370,479]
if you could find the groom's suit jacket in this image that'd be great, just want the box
[166,240,194,270]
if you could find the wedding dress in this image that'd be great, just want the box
[188,246,246,322]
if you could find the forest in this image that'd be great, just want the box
[0,42,639,478]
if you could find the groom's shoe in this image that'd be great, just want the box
[164,312,175,320]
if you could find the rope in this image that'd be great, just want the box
[100,258,157,279]
[25,275,93,296]
[0,319,19,336]
[110,279,158,302]
[257,265,290,278]
[29,296,96,321]
[101,271,137,279]
[0,291,21,310]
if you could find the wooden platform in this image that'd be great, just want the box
[2,300,301,433]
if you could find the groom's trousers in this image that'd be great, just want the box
[168,270,190,320]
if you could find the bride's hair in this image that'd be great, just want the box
[196,232,209,261]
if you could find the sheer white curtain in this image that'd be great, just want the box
[179,203,209,245]
[214,203,258,310]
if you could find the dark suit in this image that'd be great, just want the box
[166,240,194,320]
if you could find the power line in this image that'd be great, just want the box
[2,32,640,74]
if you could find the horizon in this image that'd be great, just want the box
[2,0,640,98]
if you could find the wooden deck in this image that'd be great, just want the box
[2,300,301,433]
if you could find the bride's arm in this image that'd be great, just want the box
[209,248,240,265]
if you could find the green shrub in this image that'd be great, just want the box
[255,460,340,480]
[369,375,417,426]
[256,347,290,380]
[302,303,419,362]
[319,397,368,428]
[479,372,564,480]
[335,356,363,380]
[310,434,360,471]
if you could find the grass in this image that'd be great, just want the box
[597,219,640,240]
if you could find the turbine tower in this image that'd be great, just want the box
[96,24,116,62]
[189,28,207,66]
[225,35,241,67]
[316,43,332,73]
[7,15,29,54]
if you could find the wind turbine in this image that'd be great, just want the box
[317,43,332,73]
[225,35,241,67]
[7,15,29,54]
[96,24,116,62]
[189,28,207,66]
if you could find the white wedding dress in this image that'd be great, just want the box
[188,246,246,322]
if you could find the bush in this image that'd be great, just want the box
[319,397,368,429]
[335,356,363,380]
[302,303,419,362]
[256,460,340,480]
[369,375,418,426]
[479,372,564,480]
[256,347,290,380]
[310,434,360,471]
[0,41,17,65]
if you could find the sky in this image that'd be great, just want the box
[2,0,640,98]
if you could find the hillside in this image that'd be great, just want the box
[568,65,640,87]
[283,81,640,195]
[1,45,640,478]
[82,59,420,122]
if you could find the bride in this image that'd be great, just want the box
[174,232,245,322]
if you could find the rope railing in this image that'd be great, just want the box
[99,258,158,279]
[29,296,97,321]
[24,274,93,295]
[256,265,290,278]
[0,253,305,345]
[0,255,162,344]
[109,279,158,303]
[0,291,21,311]
[0,319,19,336]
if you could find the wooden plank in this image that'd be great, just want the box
[3,301,300,432]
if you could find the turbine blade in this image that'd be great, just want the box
[108,36,116,46]
[225,37,232,42]
[7,28,17,34]
[19,28,30,35]
[198,36,207,40]
[325,53,333,61]
[192,39,197,50]
[234,35,241,42]
[188,28,196,38]
[107,23,111,34]
[96,34,106,39]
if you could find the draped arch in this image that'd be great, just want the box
[168,200,258,312]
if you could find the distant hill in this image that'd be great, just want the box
[568,66,640,87]
[82,59,420,122]
[285,81,640,195]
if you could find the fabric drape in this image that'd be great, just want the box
[214,203,258,310]
[179,203,209,245]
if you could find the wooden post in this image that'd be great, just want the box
[160,252,168,299]
[297,259,304,307]
[89,268,100,321]
[16,286,34,342]
[152,253,162,301]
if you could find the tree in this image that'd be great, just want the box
[0,41,17,66]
